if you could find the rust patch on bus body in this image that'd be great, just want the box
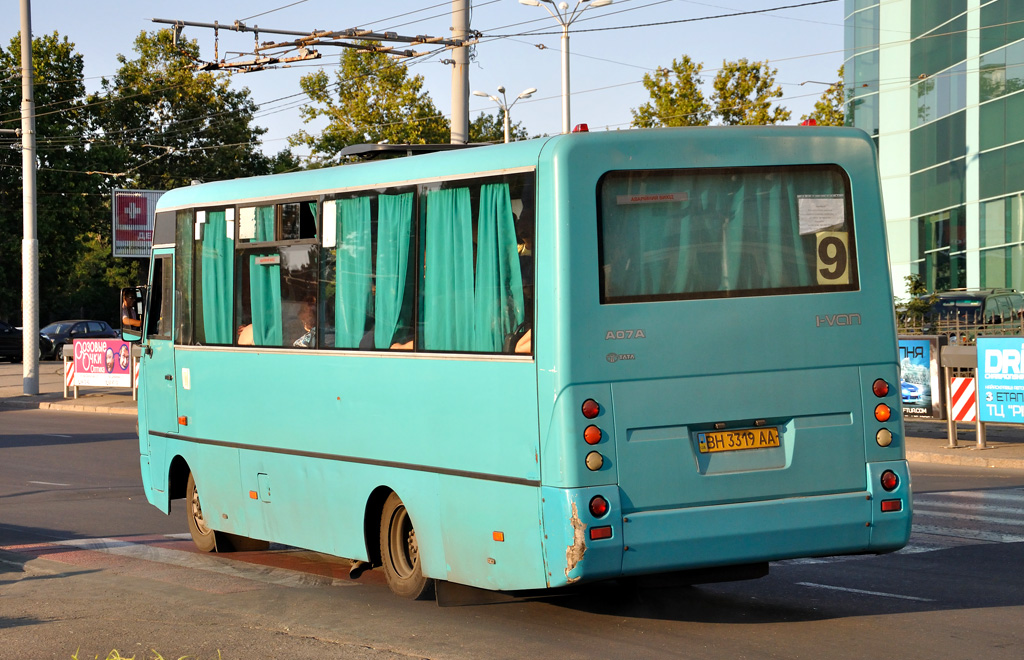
[565,502,587,583]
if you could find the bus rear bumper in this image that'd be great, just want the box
[543,461,912,587]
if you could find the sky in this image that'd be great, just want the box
[17,0,848,158]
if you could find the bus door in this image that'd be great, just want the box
[141,249,179,437]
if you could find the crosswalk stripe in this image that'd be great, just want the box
[911,524,1024,544]
[912,506,1024,527]
[916,490,1024,504]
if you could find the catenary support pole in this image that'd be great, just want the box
[450,0,470,144]
[21,0,39,395]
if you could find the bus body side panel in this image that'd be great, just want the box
[166,348,543,587]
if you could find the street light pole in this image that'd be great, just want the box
[519,0,611,134]
[472,86,537,143]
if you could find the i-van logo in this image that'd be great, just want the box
[815,313,861,327]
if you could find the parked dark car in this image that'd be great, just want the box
[39,319,120,360]
[0,319,50,362]
[916,288,1024,341]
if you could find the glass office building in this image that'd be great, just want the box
[845,0,1024,296]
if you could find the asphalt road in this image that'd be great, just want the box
[3,409,1024,659]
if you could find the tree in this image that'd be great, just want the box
[0,31,121,324]
[631,55,712,128]
[632,56,790,128]
[291,47,450,165]
[712,58,791,125]
[469,111,529,143]
[802,66,845,126]
[90,30,276,190]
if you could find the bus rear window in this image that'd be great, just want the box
[597,165,858,303]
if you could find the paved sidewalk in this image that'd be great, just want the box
[3,363,1024,469]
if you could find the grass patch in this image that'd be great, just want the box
[72,650,223,660]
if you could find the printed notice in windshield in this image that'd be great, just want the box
[617,192,689,205]
[798,194,845,235]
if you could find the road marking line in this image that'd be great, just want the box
[912,524,1024,543]
[914,502,1024,517]
[796,582,934,602]
[913,507,1024,527]
[918,490,1024,504]
[50,537,357,589]
[42,434,72,438]
[27,481,71,487]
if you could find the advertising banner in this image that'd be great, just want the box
[112,189,165,258]
[898,336,945,419]
[73,338,132,387]
[977,337,1024,423]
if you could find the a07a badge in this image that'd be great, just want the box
[605,329,646,340]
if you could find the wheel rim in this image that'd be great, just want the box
[388,505,418,578]
[190,482,211,536]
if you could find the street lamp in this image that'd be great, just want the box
[519,0,612,134]
[472,85,537,143]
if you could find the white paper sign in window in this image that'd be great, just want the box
[322,200,337,249]
[239,207,256,240]
[798,194,845,235]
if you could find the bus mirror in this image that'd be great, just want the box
[121,285,147,342]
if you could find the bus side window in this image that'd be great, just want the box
[148,255,173,340]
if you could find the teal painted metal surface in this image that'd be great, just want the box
[140,127,910,593]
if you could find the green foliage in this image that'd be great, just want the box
[469,111,529,143]
[631,55,790,128]
[631,56,712,128]
[291,47,450,164]
[712,58,791,125]
[801,66,845,126]
[90,29,276,190]
[898,273,938,321]
[0,31,111,323]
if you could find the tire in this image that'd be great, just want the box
[379,492,434,600]
[186,472,218,552]
[57,343,66,361]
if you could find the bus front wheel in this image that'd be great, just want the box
[186,472,218,552]
[379,492,434,600]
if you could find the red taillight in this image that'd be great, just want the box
[573,123,589,133]
[589,495,609,518]
[881,499,902,512]
[582,399,600,419]
[872,379,890,397]
[880,470,899,492]
[584,425,602,445]
[589,525,612,540]
[874,403,891,422]
[800,118,818,126]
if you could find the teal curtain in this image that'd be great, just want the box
[335,196,372,348]
[200,211,234,344]
[602,170,842,298]
[374,193,413,348]
[473,184,525,351]
[250,206,282,345]
[423,187,474,351]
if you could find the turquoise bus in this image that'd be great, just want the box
[126,127,912,601]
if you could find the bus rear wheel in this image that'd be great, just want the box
[379,492,434,600]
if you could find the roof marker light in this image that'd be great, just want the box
[573,123,589,133]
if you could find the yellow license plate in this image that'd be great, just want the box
[697,427,781,454]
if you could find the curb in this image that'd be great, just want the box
[0,398,137,416]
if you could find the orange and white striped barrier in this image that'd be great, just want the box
[949,377,977,422]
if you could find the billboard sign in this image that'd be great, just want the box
[898,336,945,419]
[73,338,132,387]
[977,337,1024,423]
[112,189,165,258]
